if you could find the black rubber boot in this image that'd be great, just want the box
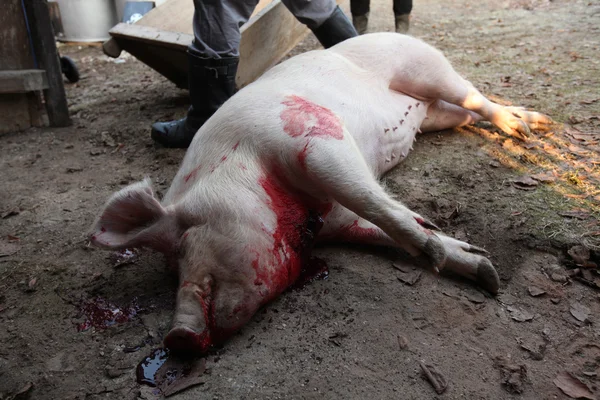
[151,53,238,148]
[311,6,358,49]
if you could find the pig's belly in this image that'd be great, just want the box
[321,86,431,177]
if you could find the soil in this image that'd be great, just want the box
[1,0,599,399]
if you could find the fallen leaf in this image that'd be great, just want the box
[531,172,556,183]
[527,286,546,297]
[0,238,20,257]
[553,371,595,399]
[570,302,590,322]
[397,335,408,350]
[494,356,528,394]
[560,210,591,220]
[580,98,599,105]
[1,208,20,219]
[156,357,206,397]
[507,306,534,322]
[568,245,596,267]
[512,176,539,190]
[397,270,422,286]
[420,361,448,394]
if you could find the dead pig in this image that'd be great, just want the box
[88,33,552,353]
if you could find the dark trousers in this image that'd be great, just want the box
[350,0,412,17]
[191,0,336,58]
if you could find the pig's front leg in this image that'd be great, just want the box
[318,204,500,294]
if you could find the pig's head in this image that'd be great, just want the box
[88,179,265,354]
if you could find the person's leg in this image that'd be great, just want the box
[393,0,412,33]
[151,0,258,148]
[349,0,370,34]
[281,0,358,48]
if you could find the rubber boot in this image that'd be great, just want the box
[395,13,410,34]
[352,12,369,35]
[311,6,358,49]
[151,53,239,148]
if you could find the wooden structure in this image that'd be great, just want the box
[104,0,322,89]
[0,0,70,134]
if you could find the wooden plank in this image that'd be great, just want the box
[0,94,33,134]
[237,0,310,87]
[22,0,70,127]
[0,70,49,93]
[108,0,316,88]
[109,23,192,51]
[0,0,35,70]
[135,0,273,35]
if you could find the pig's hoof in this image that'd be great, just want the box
[476,258,500,295]
[164,326,211,354]
[424,234,447,273]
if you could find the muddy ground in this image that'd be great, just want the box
[1,0,600,398]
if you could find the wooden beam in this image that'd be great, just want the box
[22,0,70,127]
[0,70,49,93]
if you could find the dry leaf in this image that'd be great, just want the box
[0,238,20,257]
[512,176,539,190]
[531,172,556,183]
[397,270,422,286]
[507,306,534,322]
[560,210,591,221]
[527,286,546,297]
[397,335,408,350]
[553,371,595,399]
[567,245,597,268]
[570,303,590,323]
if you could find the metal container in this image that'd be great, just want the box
[52,0,118,42]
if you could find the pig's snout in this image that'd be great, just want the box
[164,281,213,354]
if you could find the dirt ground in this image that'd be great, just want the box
[1,0,600,398]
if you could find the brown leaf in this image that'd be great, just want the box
[420,361,448,394]
[579,98,599,105]
[1,207,20,219]
[511,176,539,191]
[397,270,422,286]
[507,306,534,322]
[560,210,591,220]
[531,172,556,183]
[527,286,546,297]
[568,245,592,265]
[570,302,590,323]
[397,335,408,350]
[157,357,206,397]
[0,238,20,257]
[553,371,595,399]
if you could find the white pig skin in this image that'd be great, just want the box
[88,33,552,353]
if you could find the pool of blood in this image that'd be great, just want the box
[76,297,139,332]
[292,256,329,290]
[136,348,169,387]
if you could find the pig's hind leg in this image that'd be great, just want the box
[391,45,552,139]
[318,203,500,294]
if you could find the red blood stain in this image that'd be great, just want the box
[184,165,201,183]
[76,297,140,332]
[297,141,310,170]
[101,226,106,233]
[220,156,227,162]
[414,217,433,235]
[408,105,412,110]
[280,95,344,140]
[232,141,240,150]
[337,219,382,242]
[291,256,329,290]
[254,173,325,299]
[182,232,189,240]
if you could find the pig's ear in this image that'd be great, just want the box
[88,178,167,250]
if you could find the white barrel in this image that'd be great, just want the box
[53,0,118,42]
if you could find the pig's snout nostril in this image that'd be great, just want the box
[164,326,211,354]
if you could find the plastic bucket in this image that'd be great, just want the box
[52,0,118,42]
